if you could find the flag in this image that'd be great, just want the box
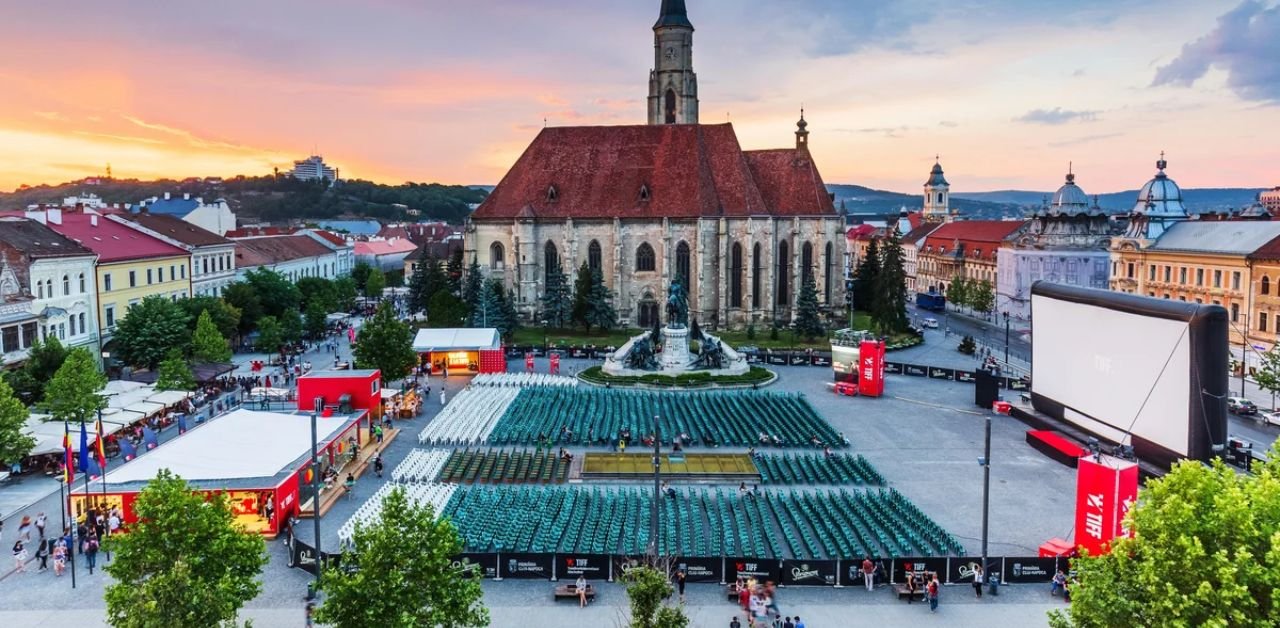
[78,421,90,473]
[94,418,107,471]
[142,425,159,450]
[62,423,75,485]
[177,413,188,434]
[118,437,137,462]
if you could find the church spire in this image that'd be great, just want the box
[795,108,809,150]
[648,0,698,124]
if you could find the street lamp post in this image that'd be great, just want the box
[649,414,661,559]
[309,396,323,594]
[1003,311,1011,366]
[979,409,993,586]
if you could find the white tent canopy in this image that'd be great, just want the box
[147,390,192,406]
[380,388,401,400]
[412,328,501,352]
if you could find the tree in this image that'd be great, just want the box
[333,276,358,312]
[467,278,502,329]
[254,316,284,354]
[191,309,232,363]
[244,268,301,318]
[586,267,618,332]
[461,258,483,313]
[179,296,241,341]
[407,258,431,314]
[793,268,825,340]
[351,261,373,294]
[0,376,36,467]
[3,335,69,404]
[304,302,328,339]
[113,295,192,369]
[446,248,464,295]
[104,469,266,628]
[354,303,417,384]
[541,259,571,328]
[969,279,995,315]
[1254,347,1280,407]
[364,267,386,300]
[314,486,488,628]
[1048,443,1280,628]
[571,262,593,332]
[296,276,339,314]
[427,291,468,328]
[483,279,518,339]
[853,238,881,311]
[222,282,263,337]
[946,276,971,310]
[279,307,304,345]
[385,269,405,288]
[155,349,196,392]
[623,565,689,628]
[873,233,910,333]
[40,347,106,424]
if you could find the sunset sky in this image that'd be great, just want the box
[1,0,1276,194]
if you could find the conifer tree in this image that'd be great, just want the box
[873,233,910,333]
[190,309,232,363]
[586,268,618,332]
[540,259,571,328]
[793,268,825,340]
[853,238,881,312]
[571,262,594,332]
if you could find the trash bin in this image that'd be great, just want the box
[306,581,317,600]
[987,573,1000,596]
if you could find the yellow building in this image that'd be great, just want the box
[43,212,191,349]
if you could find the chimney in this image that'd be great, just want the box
[164,192,171,200]
[91,214,98,227]
[183,193,190,200]
[47,208,62,225]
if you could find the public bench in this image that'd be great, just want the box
[893,583,925,601]
[553,583,595,602]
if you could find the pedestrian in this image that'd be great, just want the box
[676,568,687,602]
[1050,569,1066,596]
[793,616,805,628]
[84,531,100,573]
[374,455,385,479]
[973,563,984,598]
[927,574,940,612]
[107,509,121,535]
[76,519,88,554]
[730,617,742,628]
[374,425,384,445]
[861,555,875,591]
[12,539,27,573]
[52,540,67,577]
[34,512,47,540]
[440,390,447,405]
[35,538,49,571]
[17,515,32,542]
[783,617,795,628]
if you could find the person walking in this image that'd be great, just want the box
[17,515,32,542]
[927,574,940,612]
[34,512,47,541]
[84,531,100,574]
[676,569,687,602]
[972,564,984,598]
[861,556,876,591]
[793,616,805,628]
[35,538,49,572]
[440,389,447,406]
[52,539,67,576]
[12,539,27,573]
[373,455,385,479]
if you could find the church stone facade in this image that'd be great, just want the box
[466,0,844,330]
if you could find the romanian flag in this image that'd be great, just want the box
[94,418,108,471]
[78,421,102,479]
[62,423,74,484]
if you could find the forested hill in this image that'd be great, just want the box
[0,176,488,224]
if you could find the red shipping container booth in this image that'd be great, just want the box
[411,328,505,374]
[297,369,383,429]
[70,406,364,537]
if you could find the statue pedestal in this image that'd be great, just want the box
[660,326,690,370]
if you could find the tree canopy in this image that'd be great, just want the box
[104,469,266,628]
[41,347,106,424]
[541,259,571,328]
[113,295,192,369]
[872,234,910,333]
[427,291,467,329]
[853,238,881,311]
[354,303,417,384]
[1050,443,1280,628]
[364,267,386,299]
[179,296,241,341]
[244,268,301,318]
[624,565,689,628]
[155,349,196,392]
[793,268,824,340]
[222,282,263,336]
[254,315,284,354]
[0,376,36,466]
[191,309,233,363]
[315,486,488,628]
[2,335,68,404]
[296,276,341,314]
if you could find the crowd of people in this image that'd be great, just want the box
[6,505,120,580]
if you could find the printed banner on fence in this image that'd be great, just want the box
[559,554,609,580]
[928,367,955,381]
[675,556,723,583]
[766,353,788,366]
[614,555,646,581]
[810,354,832,367]
[883,361,904,375]
[728,558,780,583]
[1005,377,1030,391]
[288,537,343,576]
[455,553,498,579]
[902,364,928,377]
[1003,557,1059,583]
[955,370,976,383]
[790,354,809,366]
[502,553,553,579]
[781,559,837,586]
[847,558,890,586]
[946,557,991,585]
[891,557,947,583]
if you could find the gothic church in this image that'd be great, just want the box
[466,0,845,329]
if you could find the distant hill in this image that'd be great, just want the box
[826,184,1024,220]
[954,188,1266,214]
[0,176,488,224]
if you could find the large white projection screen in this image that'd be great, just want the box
[1032,294,1191,455]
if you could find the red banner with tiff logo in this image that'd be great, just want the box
[857,340,885,397]
[1074,454,1138,556]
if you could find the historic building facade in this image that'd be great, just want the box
[466,0,844,329]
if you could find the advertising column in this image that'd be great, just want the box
[857,339,885,397]
[1074,454,1139,556]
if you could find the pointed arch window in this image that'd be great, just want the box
[490,242,505,270]
[730,243,743,308]
[636,243,656,272]
[639,184,651,202]
[546,185,558,203]
[78,272,86,294]
[676,241,691,291]
[824,241,834,303]
[1264,276,1272,296]
[588,240,602,273]
[544,241,560,283]
[801,242,814,284]
[751,243,762,308]
[664,89,677,124]
[776,240,791,306]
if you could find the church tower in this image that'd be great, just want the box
[922,158,951,223]
[648,0,699,125]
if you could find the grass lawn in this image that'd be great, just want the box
[511,326,641,348]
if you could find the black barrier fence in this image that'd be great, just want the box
[288,545,1066,586]
[890,361,1029,390]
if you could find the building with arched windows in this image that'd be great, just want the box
[0,217,101,366]
[465,0,844,328]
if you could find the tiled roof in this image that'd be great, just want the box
[901,222,942,246]
[922,220,1026,262]
[225,226,295,238]
[0,217,97,258]
[472,123,835,220]
[118,213,232,248]
[233,235,334,267]
[845,224,876,240]
[44,214,188,263]
[353,239,418,256]
[1153,221,1280,256]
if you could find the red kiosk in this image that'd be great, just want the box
[411,328,506,374]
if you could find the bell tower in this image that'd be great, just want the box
[923,157,951,223]
[648,0,699,125]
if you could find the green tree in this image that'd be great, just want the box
[354,303,417,384]
[222,282,263,336]
[793,269,825,340]
[364,267,386,300]
[946,276,971,310]
[296,276,339,313]
[427,291,468,328]
[244,268,301,318]
[40,347,107,424]
[155,349,196,392]
[3,335,69,404]
[113,295,192,369]
[333,276,358,311]
[0,376,36,467]
[179,296,241,341]
[104,469,266,628]
[254,316,284,354]
[969,279,995,315]
[1049,443,1280,628]
[385,269,405,288]
[853,238,881,311]
[541,259,571,328]
[571,262,593,331]
[314,486,488,628]
[483,278,518,339]
[280,307,304,345]
[873,233,910,333]
[351,261,373,294]
[304,302,328,339]
[623,565,689,628]
[461,258,483,313]
[1254,347,1280,408]
[446,248,464,295]
[407,258,431,314]
[467,279,500,329]
[191,309,232,363]
[586,267,618,332]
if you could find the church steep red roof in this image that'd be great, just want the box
[472,123,834,220]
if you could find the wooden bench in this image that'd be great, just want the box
[554,584,595,602]
[726,584,742,601]
[893,583,925,601]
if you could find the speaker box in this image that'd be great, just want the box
[974,368,999,408]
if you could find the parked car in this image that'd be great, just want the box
[921,318,939,329]
[1259,411,1280,427]
[1227,397,1257,416]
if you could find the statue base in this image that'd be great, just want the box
[659,325,690,370]
[602,325,750,379]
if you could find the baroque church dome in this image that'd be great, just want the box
[1132,154,1187,218]
[1049,170,1090,214]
